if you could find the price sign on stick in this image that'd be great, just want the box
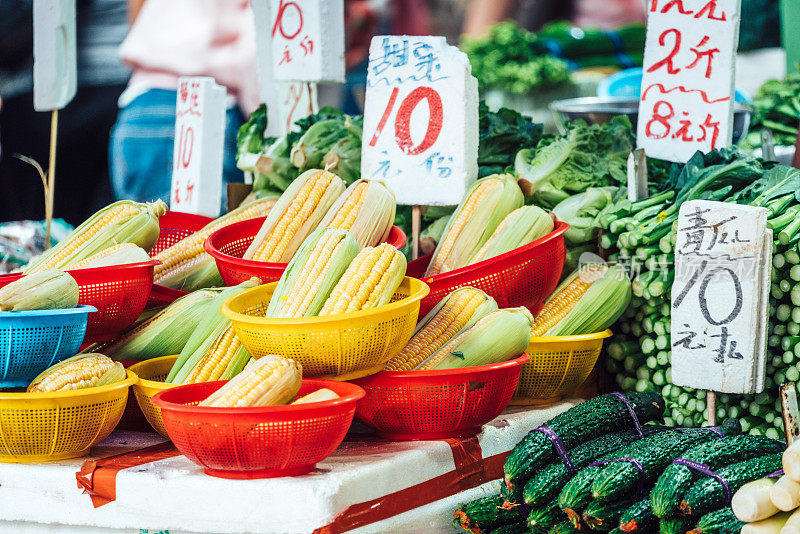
[277,82,319,134]
[638,0,742,162]
[270,0,345,83]
[670,200,771,395]
[170,77,227,218]
[250,0,282,137]
[33,0,76,111]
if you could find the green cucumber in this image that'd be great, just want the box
[651,435,784,518]
[660,516,694,534]
[591,420,741,503]
[559,465,602,518]
[619,498,658,532]
[487,522,531,534]
[583,494,635,531]
[680,453,783,517]
[527,500,565,534]
[688,507,745,533]
[504,393,666,494]
[454,495,529,533]
[549,520,581,534]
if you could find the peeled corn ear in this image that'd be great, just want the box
[243,170,346,262]
[28,353,126,392]
[320,179,396,248]
[426,174,523,276]
[416,307,533,370]
[71,243,151,269]
[468,206,554,265]
[384,286,498,371]
[266,227,360,318]
[155,197,278,291]
[291,388,339,404]
[199,355,302,407]
[531,263,631,337]
[318,243,406,316]
[26,200,167,273]
[0,269,79,311]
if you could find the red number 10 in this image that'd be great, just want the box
[176,124,194,170]
[369,86,444,156]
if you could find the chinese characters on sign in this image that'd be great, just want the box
[361,36,479,206]
[270,0,344,83]
[638,0,741,162]
[170,77,227,218]
[670,200,770,394]
[33,0,77,110]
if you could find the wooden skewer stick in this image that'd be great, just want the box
[706,390,717,426]
[411,205,421,260]
[45,109,58,248]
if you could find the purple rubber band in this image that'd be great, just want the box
[589,457,646,497]
[612,392,644,438]
[767,469,785,478]
[535,425,575,475]
[673,458,733,505]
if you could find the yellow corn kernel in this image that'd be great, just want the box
[182,326,246,384]
[384,287,497,371]
[530,264,608,337]
[0,269,79,311]
[321,179,396,248]
[199,355,302,408]
[70,243,151,269]
[28,353,125,393]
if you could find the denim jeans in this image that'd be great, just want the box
[109,88,244,213]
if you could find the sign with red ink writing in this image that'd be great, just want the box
[170,77,227,218]
[270,0,344,83]
[251,0,282,136]
[671,200,770,394]
[277,82,318,135]
[638,0,742,162]
[33,0,77,110]
[361,36,479,206]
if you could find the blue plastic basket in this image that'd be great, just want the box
[0,305,96,388]
[598,67,751,102]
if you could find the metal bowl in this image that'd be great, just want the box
[550,96,753,144]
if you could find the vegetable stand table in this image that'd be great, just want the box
[0,401,578,533]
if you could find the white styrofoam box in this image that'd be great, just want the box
[33,0,77,111]
[250,0,283,137]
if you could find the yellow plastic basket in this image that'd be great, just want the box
[129,355,179,438]
[511,330,612,405]
[221,277,430,380]
[0,370,137,462]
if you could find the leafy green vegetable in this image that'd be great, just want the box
[741,71,800,148]
[552,186,618,246]
[478,103,542,178]
[236,104,269,172]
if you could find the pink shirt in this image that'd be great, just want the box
[573,0,647,29]
[118,0,259,113]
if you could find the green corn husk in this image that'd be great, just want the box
[0,269,79,311]
[417,306,533,370]
[319,179,396,249]
[265,227,360,317]
[469,205,554,265]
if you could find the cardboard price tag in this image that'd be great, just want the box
[170,77,227,218]
[270,0,345,83]
[361,36,479,206]
[33,0,77,111]
[670,200,770,394]
[638,0,741,162]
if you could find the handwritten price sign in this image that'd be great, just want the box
[671,200,770,394]
[170,77,227,218]
[270,0,344,83]
[638,0,741,162]
[361,36,479,206]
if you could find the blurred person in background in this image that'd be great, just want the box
[0,0,130,225]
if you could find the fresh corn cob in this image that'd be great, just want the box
[25,200,167,273]
[319,179,395,249]
[468,206,554,265]
[154,198,278,291]
[0,269,79,311]
[166,279,261,383]
[71,243,151,269]
[266,227,360,318]
[96,289,220,361]
[318,243,406,315]
[531,264,632,337]
[416,307,533,370]
[198,355,302,407]
[28,353,126,392]
[291,388,339,404]
[243,170,346,262]
[384,287,498,371]
[426,174,523,276]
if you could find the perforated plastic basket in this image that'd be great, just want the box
[205,217,408,286]
[221,278,429,380]
[0,370,137,462]
[511,330,611,405]
[129,355,179,437]
[353,354,530,439]
[0,305,96,388]
[152,379,365,478]
[406,222,568,317]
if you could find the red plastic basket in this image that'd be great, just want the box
[0,261,158,344]
[152,379,365,479]
[205,217,408,286]
[406,222,568,317]
[352,354,530,440]
[146,211,214,309]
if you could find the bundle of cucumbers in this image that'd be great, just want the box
[453,392,786,533]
